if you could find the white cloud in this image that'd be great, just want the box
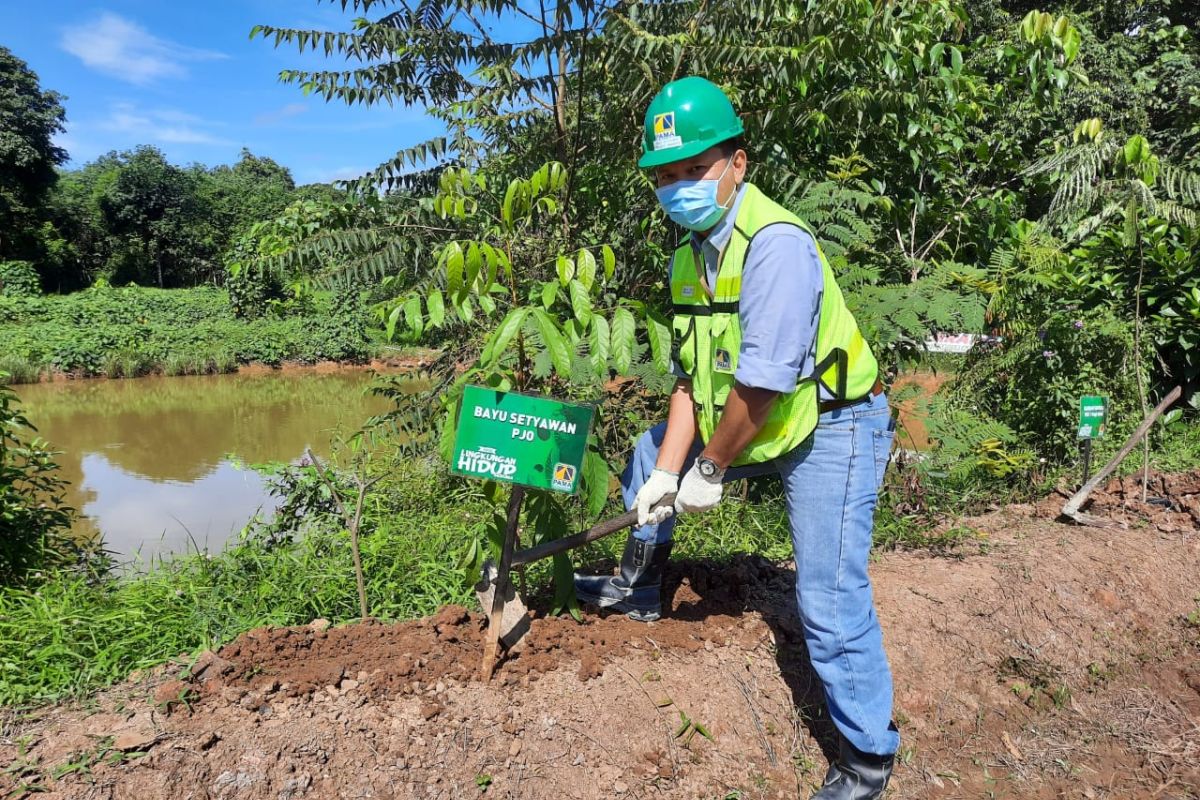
[254,103,309,126]
[61,12,227,86]
[99,102,234,147]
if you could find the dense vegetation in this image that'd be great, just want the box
[1,0,1198,705]
[0,286,372,382]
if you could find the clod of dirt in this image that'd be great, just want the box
[189,649,234,683]
[112,728,157,751]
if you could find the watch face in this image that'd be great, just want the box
[698,458,717,477]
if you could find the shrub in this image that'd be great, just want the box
[950,308,1146,460]
[0,378,77,585]
[0,286,376,377]
[0,261,40,298]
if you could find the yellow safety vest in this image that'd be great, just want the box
[670,183,879,465]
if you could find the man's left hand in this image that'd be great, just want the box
[675,461,724,514]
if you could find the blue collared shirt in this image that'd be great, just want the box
[671,183,828,399]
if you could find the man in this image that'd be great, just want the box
[574,76,898,800]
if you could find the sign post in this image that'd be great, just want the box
[1076,395,1108,485]
[451,385,595,680]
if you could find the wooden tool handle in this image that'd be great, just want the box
[480,486,525,681]
[510,503,671,568]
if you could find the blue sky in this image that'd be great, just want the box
[1,1,446,184]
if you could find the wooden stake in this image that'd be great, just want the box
[480,485,525,681]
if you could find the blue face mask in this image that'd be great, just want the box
[654,159,735,232]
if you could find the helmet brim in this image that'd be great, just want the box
[637,124,744,169]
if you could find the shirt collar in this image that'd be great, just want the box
[691,183,746,257]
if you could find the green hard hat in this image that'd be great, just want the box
[638,76,744,169]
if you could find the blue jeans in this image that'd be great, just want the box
[622,391,898,756]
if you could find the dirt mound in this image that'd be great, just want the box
[1088,470,1200,532]
[208,566,761,701]
[3,484,1198,800]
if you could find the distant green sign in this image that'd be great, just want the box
[451,385,594,494]
[1077,395,1108,440]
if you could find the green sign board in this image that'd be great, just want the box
[1077,395,1108,440]
[451,385,595,494]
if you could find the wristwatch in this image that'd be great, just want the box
[696,454,726,481]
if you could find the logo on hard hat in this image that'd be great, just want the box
[653,112,683,151]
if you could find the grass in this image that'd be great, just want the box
[0,355,42,384]
[1150,416,1200,474]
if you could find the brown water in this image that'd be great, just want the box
[16,370,398,565]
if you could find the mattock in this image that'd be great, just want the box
[476,490,672,681]
[479,485,525,681]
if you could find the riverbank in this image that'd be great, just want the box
[8,346,441,384]
[0,286,381,384]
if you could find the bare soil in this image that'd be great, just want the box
[3,473,1198,800]
[890,369,950,452]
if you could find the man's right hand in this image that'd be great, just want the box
[635,468,679,526]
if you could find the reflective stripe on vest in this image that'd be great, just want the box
[670,183,879,466]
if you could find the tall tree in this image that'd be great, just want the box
[0,46,68,263]
[203,149,297,241]
[98,146,212,288]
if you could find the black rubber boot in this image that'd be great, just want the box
[573,535,672,621]
[810,731,895,800]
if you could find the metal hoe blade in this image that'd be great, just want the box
[476,503,670,678]
[475,560,530,653]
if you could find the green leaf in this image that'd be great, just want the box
[490,245,513,282]
[611,307,636,374]
[385,304,402,341]
[569,280,593,324]
[445,242,464,293]
[601,245,616,281]
[541,281,559,310]
[457,293,475,323]
[502,181,518,227]
[403,294,423,336]
[582,448,610,518]
[466,242,483,291]
[532,309,572,377]
[550,552,577,617]
[556,254,574,286]
[1123,135,1151,166]
[644,308,672,374]
[1062,26,1081,64]
[929,42,945,69]
[950,46,963,74]
[589,315,610,377]
[576,249,597,291]
[426,289,445,328]
[483,308,527,365]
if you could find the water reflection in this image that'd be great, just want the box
[17,370,395,564]
[78,453,271,563]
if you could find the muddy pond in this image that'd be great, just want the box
[17,369,406,565]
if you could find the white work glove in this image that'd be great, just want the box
[674,461,724,515]
[635,468,678,526]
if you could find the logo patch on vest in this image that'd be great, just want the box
[714,348,733,372]
[681,285,695,298]
[652,112,683,151]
